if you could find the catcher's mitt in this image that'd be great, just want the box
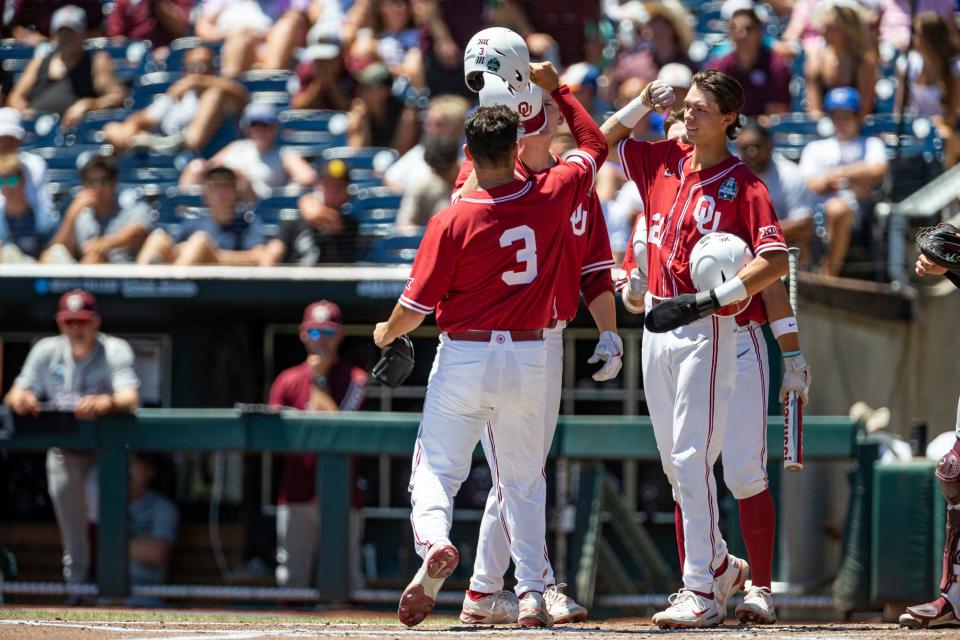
[372,335,415,388]
[916,223,960,271]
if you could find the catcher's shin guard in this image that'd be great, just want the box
[937,438,960,591]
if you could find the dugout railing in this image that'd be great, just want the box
[1,410,859,609]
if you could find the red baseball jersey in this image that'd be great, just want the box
[455,156,615,322]
[617,138,786,325]
[400,149,599,331]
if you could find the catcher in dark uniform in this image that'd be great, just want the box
[901,224,960,629]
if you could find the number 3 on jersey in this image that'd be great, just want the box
[500,225,537,285]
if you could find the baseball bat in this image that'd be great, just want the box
[784,247,803,472]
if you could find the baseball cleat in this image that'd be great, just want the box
[544,583,588,623]
[518,590,551,628]
[459,590,519,624]
[736,585,777,624]
[900,596,960,629]
[397,542,459,627]
[713,553,750,613]
[652,589,723,629]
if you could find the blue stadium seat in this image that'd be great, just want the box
[765,112,825,161]
[118,167,181,184]
[349,186,402,211]
[130,72,180,109]
[363,230,424,264]
[278,109,348,148]
[34,145,107,170]
[68,109,135,145]
[239,70,294,93]
[322,146,399,172]
[154,190,205,225]
[20,114,60,148]
[122,149,179,170]
[156,37,223,73]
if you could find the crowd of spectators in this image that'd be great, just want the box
[0,0,952,276]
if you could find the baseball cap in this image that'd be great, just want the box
[721,0,769,23]
[301,42,342,62]
[658,63,693,89]
[562,62,600,92]
[301,300,342,333]
[0,108,24,140]
[353,62,392,87]
[51,5,87,33]
[824,86,861,114]
[241,102,278,128]
[57,289,99,321]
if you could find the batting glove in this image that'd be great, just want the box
[641,79,676,112]
[779,352,811,406]
[628,267,647,299]
[589,331,623,381]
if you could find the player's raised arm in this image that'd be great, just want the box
[530,62,607,167]
[600,80,677,147]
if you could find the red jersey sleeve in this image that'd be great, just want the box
[741,175,788,256]
[398,213,459,314]
[616,139,679,204]
[579,197,615,305]
[269,370,293,409]
[553,85,608,180]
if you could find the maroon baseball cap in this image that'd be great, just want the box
[57,289,99,321]
[300,300,342,332]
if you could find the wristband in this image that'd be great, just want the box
[782,349,802,358]
[712,276,748,307]
[613,94,651,129]
[770,316,799,339]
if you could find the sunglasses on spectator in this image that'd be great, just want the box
[185,62,211,73]
[0,174,21,187]
[307,328,338,340]
[84,176,114,187]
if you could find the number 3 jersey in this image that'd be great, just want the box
[399,151,600,333]
[617,138,787,325]
[453,156,616,324]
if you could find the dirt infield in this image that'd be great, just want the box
[1,608,958,640]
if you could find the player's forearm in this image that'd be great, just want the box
[586,290,617,334]
[738,251,790,297]
[553,86,608,166]
[375,304,426,347]
[600,119,634,148]
[759,281,800,352]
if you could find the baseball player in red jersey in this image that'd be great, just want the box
[617,117,812,624]
[452,72,619,625]
[373,63,607,629]
[600,70,790,628]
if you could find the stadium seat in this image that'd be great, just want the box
[156,37,223,73]
[256,188,308,225]
[322,147,399,172]
[765,112,826,161]
[130,72,180,109]
[363,230,424,263]
[154,189,205,225]
[349,186,402,211]
[239,70,294,93]
[68,109,135,145]
[20,114,60,148]
[34,145,107,170]
[84,37,151,83]
[118,167,181,184]
[278,109,348,148]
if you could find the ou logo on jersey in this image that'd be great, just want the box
[692,195,721,235]
[518,101,532,117]
[570,203,587,236]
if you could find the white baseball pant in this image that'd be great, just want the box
[722,323,771,500]
[470,322,566,593]
[408,331,550,596]
[642,296,738,594]
[46,448,97,584]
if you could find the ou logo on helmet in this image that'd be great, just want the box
[518,101,531,117]
[692,195,721,235]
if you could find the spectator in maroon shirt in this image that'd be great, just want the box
[106,0,193,51]
[706,0,790,118]
[268,300,368,589]
[8,0,103,44]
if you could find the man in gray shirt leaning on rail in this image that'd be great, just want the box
[4,289,140,593]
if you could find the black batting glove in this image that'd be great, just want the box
[643,291,720,333]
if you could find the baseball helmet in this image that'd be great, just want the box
[464,27,530,94]
[479,72,546,138]
[689,232,754,316]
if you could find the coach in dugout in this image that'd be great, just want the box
[3,289,140,590]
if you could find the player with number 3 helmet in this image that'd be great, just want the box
[464,27,530,93]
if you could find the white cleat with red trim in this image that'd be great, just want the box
[397,542,459,627]
[713,553,750,613]
[544,583,588,623]
[652,589,723,629]
[518,591,551,628]
[459,590,519,624]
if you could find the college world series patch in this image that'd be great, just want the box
[718,177,738,201]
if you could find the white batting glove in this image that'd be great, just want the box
[641,79,676,113]
[589,331,623,382]
[779,352,811,406]
[628,268,647,299]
